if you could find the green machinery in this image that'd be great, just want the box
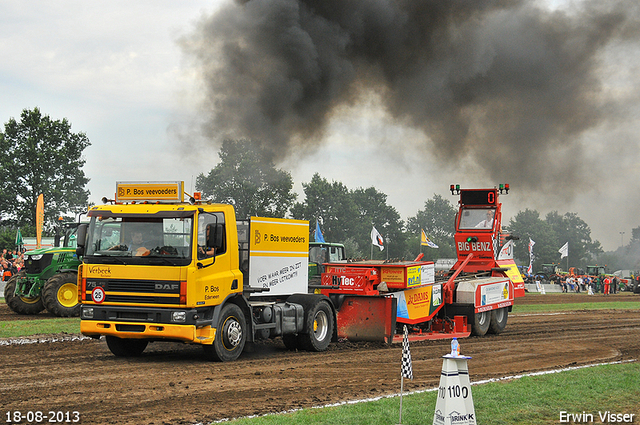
[5,223,82,317]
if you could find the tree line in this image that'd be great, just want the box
[0,108,90,249]
[197,139,624,271]
[1,109,632,272]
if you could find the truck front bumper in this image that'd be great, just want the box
[80,305,216,344]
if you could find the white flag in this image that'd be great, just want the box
[527,238,536,275]
[371,226,384,251]
[559,242,569,259]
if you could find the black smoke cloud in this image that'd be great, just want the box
[182,0,639,195]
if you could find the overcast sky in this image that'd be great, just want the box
[1,1,639,252]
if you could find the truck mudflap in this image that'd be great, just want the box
[334,295,397,344]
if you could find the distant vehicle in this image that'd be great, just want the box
[308,242,346,279]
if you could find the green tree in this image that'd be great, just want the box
[545,211,602,268]
[508,209,602,272]
[0,227,17,252]
[195,139,296,219]
[290,174,407,259]
[508,209,558,271]
[406,194,457,261]
[290,173,359,246]
[351,187,406,259]
[0,108,90,232]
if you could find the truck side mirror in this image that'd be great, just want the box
[75,224,87,257]
[207,223,225,251]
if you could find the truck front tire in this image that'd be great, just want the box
[105,336,148,357]
[4,272,45,315]
[42,272,80,317]
[204,303,247,362]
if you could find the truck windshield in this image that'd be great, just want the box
[458,208,496,230]
[84,216,193,263]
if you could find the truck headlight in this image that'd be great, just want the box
[82,307,94,319]
[172,311,186,323]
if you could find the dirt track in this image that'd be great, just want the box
[1,293,639,424]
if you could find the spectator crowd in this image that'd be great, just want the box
[2,248,24,281]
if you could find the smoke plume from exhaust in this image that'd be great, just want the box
[182,0,639,195]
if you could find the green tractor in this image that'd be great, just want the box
[308,242,346,290]
[5,223,82,317]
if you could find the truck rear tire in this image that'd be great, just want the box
[488,307,508,334]
[42,272,80,317]
[470,310,490,336]
[4,272,46,315]
[203,303,246,362]
[298,299,333,352]
[105,336,148,357]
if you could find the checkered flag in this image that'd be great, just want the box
[401,325,413,380]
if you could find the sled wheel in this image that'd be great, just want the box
[105,336,148,357]
[42,272,80,317]
[4,273,45,315]
[488,307,508,334]
[203,303,246,362]
[471,310,491,336]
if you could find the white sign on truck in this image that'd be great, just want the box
[247,217,309,297]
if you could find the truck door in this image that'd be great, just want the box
[193,212,239,306]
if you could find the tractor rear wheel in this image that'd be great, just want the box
[488,307,508,334]
[42,272,80,317]
[470,310,490,336]
[105,336,148,357]
[4,272,45,315]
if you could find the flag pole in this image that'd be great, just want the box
[399,374,404,424]
[399,325,412,424]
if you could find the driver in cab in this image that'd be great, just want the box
[110,230,151,256]
[476,210,495,229]
[198,225,216,259]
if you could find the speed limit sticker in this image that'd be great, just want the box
[92,287,105,304]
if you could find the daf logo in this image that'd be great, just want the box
[155,283,178,291]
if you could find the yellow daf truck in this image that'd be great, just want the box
[75,181,335,361]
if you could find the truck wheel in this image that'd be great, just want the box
[298,299,333,352]
[42,272,80,317]
[488,307,508,334]
[105,336,148,357]
[203,303,246,362]
[470,310,490,336]
[4,272,45,315]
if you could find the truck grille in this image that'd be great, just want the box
[86,278,181,305]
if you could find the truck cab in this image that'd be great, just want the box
[76,181,335,361]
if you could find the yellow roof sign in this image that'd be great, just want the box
[116,181,184,202]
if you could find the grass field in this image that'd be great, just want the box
[224,362,640,425]
[512,301,640,314]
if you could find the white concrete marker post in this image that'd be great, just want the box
[433,341,476,425]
